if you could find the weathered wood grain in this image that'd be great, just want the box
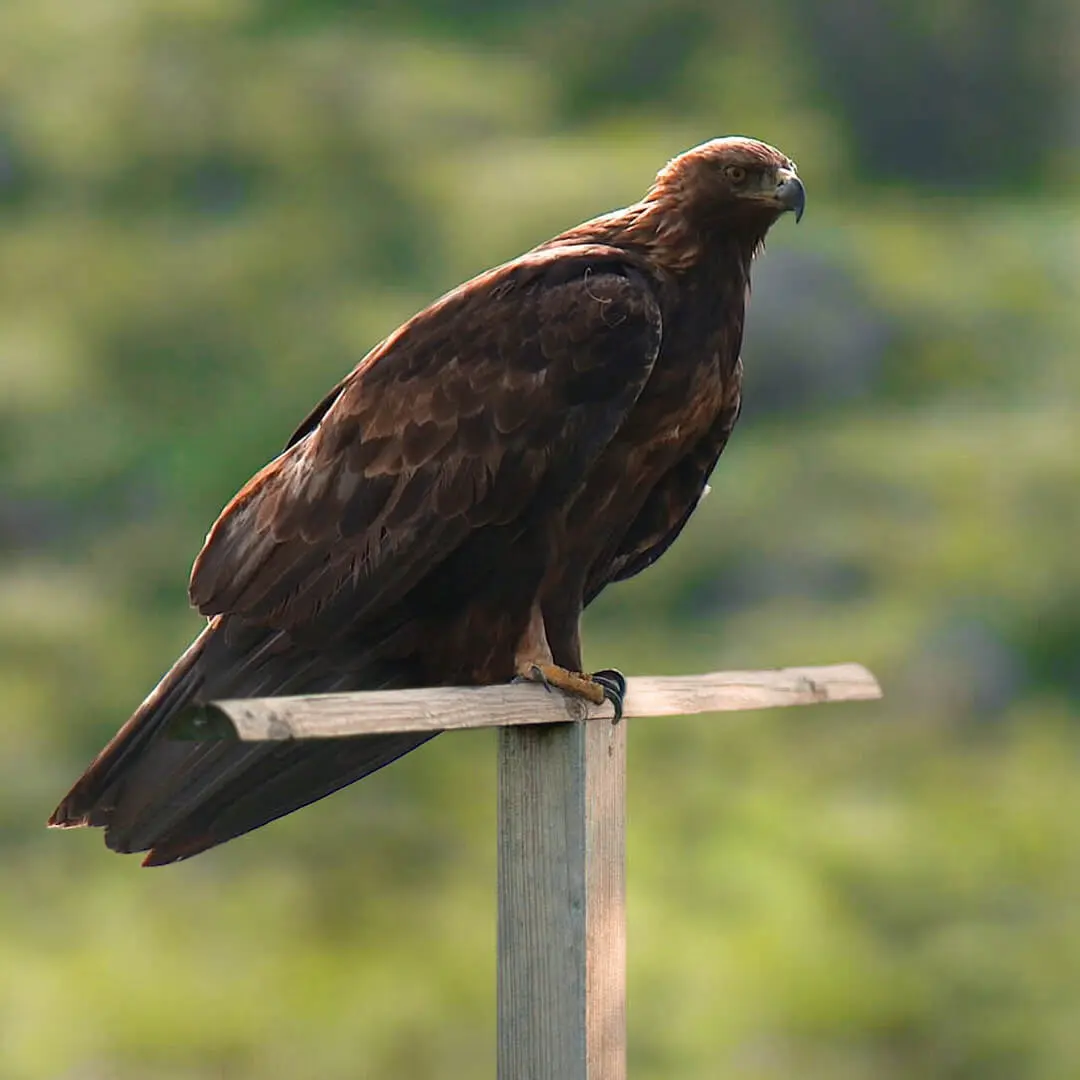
[497,715,626,1080]
[196,663,881,741]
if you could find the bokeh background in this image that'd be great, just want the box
[3,1,1080,1077]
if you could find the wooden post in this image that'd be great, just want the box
[497,716,626,1080]
[186,663,883,1079]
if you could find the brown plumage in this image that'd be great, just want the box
[49,137,805,865]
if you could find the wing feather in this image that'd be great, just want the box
[585,361,743,602]
[190,248,663,629]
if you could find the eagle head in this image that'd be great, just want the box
[646,136,806,251]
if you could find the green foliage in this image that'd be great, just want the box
[2,1,1079,1077]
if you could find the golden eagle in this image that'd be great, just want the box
[50,137,805,864]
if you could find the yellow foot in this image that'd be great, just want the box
[515,663,627,720]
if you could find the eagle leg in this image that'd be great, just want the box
[514,663,626,720]
[512,602,623,717]
[518,662,606,704]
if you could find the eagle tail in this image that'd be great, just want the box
[48,618,435,866]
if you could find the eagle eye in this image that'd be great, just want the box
[724,164,748,185]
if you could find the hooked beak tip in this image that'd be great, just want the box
[776,174,806,222]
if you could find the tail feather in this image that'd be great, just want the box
[49,616,437,863]
[48,626,212,829]
[131,734,432,866]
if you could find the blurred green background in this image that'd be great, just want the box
[3,1,1080,1077]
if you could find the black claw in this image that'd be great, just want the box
[590,668,627,721]
[513,666,553,693]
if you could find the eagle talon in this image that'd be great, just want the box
[531,664,554,693]
[590,668,627,721]
[514,662,610,710]
[512,667,554,693]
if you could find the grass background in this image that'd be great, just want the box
[2,1,1079,1076]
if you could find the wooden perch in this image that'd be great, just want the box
[168,660,881,1080]
[184,663,882,742]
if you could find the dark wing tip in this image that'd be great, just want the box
[47,779,101,829]
[140,837,214,867]
[47,803,86,829]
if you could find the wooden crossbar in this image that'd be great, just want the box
[194,663,881,741]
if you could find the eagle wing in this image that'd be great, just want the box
[190,247,663,629]
[585,360,742,602]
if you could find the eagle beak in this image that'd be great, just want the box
[775,169,805,222]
